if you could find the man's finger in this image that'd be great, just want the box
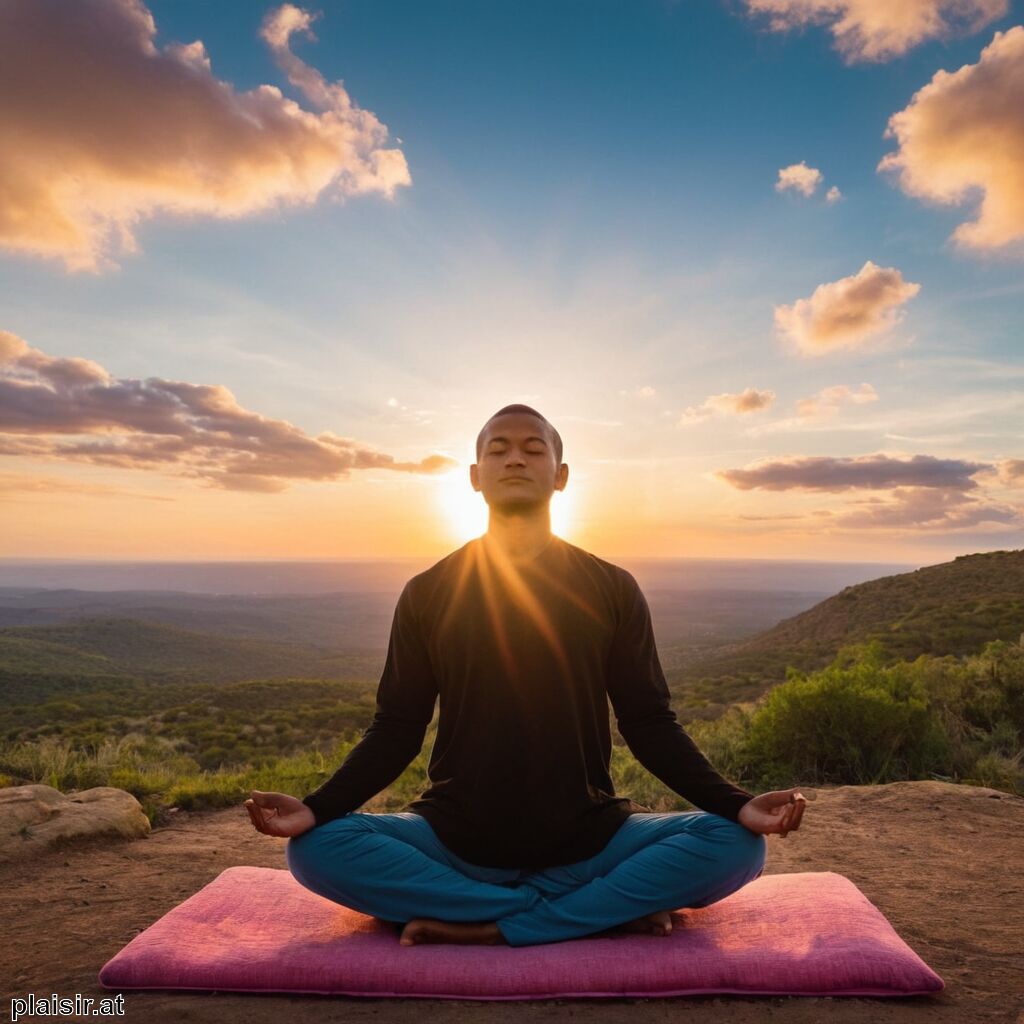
[245,798,269,835]
[778,804,794,837]
[778,795,803,836]
[245,800,262,833]
[781,795,807,836]
[789,797,806,831]
[782,803,798,836]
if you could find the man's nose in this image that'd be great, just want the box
[505,449,526,465]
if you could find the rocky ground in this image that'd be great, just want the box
[3,780,1022,1024]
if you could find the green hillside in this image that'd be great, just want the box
[0,617,380,685]
[679,549,1024,707]
[0,633,118,677]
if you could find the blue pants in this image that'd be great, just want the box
[286,810,766,947]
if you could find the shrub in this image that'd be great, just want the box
[739,643,950,787]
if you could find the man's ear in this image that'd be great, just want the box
[556,462,569,491]
[469,463,481,492]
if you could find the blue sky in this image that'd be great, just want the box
[1,0,1022,560]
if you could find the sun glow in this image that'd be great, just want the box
[434,471,574,545]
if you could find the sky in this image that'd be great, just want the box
[1,0,1023,563]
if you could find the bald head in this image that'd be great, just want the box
[475,404,563,464]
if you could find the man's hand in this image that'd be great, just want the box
[737,788,807,837]
[245,790,317,838]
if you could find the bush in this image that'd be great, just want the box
[742,643,949,787]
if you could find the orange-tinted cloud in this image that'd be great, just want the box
[744,0,1007,62]
[716,452,986,491]
[0,331,455,491]
[774,260,921,355]
[0,473,174,502]
[834,487,1018,528]
[678,387,775,425]
[999,458,1024,485]
[0,0,410,272]
[878,27,1024,253]
[718,451,1019,529]
[776,162,823,197]
[745,382,878,435]
[795,382,878,418]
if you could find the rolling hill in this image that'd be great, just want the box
[678,548,1024,707]
[0,618,381,687]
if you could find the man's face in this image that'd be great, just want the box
[470,413,567,513]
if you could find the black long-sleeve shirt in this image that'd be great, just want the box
[301,534,754,869]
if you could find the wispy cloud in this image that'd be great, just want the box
[0,0,410,272]
[834,487,1018,529]
[678,387,775,426]
[0,473,174,502]
[743,0,1007,63]
[718,451,1019,530]
[879,26,1024,254]
[999,459,1024,486]
[716,452,987,491]
[774,260,921,355]
[796,382,878,418]
[0,331,454,492]
[746,382,878,435]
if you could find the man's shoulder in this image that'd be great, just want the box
[401,540,477,601]
[554,538,640,594]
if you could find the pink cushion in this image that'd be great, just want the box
[98,867,943,999]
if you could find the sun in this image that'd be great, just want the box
[434,469,574,545]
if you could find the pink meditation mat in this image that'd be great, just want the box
[98,867,943,1000]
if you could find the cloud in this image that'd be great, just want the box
[716,453,987,491]
[774,260,921,355]
[795,382,878,418]
[0,473,174,502]
[776,162,823,197]
[718,450,1019,530]
[834,487,1018,528]
[744,0,1008,62]
[737,513,806,521]
[878,27,1024,253]
[678,387,775,425]
[999,459,1024,486]
[0,331,455,491]
[825,185,843,204]
[747,382,878,435]
[0,0,410,272]
[619,385,657,399]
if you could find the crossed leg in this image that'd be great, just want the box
[495,810,767,946]
[286,809,766,948]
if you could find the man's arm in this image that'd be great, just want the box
[605,571,754,822]
[301,580,439,828]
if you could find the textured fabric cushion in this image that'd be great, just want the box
[98,867,943,999]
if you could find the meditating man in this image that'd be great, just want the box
[246,404,806,947]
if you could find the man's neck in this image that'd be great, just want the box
[482,510,554,565]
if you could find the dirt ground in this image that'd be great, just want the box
[3,780,1022,1024]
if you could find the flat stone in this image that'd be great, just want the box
[0,784,150,862]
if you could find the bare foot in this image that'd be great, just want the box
[399,917,506,946]
[612,909,674,936]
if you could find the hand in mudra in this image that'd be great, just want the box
[245,790,316,838]
[737,788,808,838]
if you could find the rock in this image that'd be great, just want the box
[0,784,150,863]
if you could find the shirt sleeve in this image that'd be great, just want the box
[605,570,754,822]
[301,580,439,828]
